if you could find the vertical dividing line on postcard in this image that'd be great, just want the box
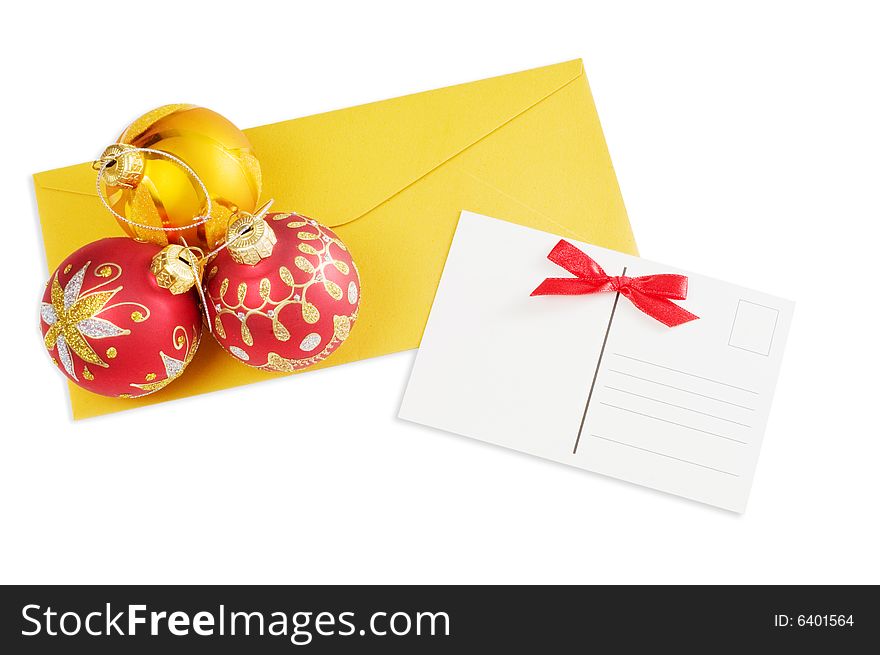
[573,266,626,454]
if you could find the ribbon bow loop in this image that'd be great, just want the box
[531,240,699,328]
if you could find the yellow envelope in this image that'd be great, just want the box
[34,59,637,419]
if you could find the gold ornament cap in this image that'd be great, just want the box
[227,210,277,265]
[93,144,145,188]
[150,244,202,295]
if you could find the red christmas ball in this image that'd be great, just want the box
[40,237,202,397]
[205,212,360,371]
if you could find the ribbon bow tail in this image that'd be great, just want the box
[619,286,700,327]
[531,276,615,296]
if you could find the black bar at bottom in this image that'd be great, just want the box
[1,585,874,653]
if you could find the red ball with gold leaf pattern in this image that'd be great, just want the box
[39,237,202,397]
[205,212,360,371]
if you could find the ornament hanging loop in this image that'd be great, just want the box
[92,144,144,188]
[94,146,214,233]
[149,237,215,333]
[150,243,205,295]
[198,199,275,264]
[226,201,278,265]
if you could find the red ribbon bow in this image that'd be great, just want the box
[531,240,699,327]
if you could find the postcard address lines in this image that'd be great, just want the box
[591,353,760,478]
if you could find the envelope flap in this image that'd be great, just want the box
[34,164,125,270]
[246,60,585,227]
[34,162,99,196]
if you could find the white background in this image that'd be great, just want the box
[2,1,877,584]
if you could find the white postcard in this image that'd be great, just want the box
[399,211,794,512]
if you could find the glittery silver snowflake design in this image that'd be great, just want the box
[41,262,129,380]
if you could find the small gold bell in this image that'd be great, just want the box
[150,244,202,295]
[93,144,145,188]
[227,209,277,265]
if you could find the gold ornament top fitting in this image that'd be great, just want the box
[227,209,277,266]
[93,144,145,188]
[150,244,203,295]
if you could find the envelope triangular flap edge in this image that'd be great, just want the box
[217,59,586,227]
[34,60,585,233]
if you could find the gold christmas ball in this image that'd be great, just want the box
[97,104,262,250]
